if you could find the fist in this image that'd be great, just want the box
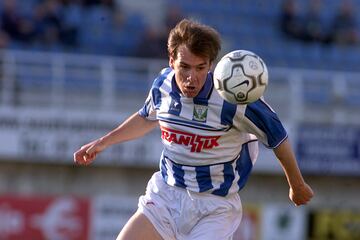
[73,140,106,165]
[289,183,314,206]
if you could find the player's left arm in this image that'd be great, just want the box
[237,98,314,205]
[273,138,314,206]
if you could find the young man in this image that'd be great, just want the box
[74,19,314,240]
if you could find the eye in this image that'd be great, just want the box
[180,64,190,70]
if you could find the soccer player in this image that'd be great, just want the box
[74,19,314,240]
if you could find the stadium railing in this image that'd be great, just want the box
[1,49,359,123]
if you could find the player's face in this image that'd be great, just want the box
[169,45,212,98]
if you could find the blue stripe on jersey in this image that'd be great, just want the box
[171,159,187,188]
[212,161,235,197]
[245,99,287,148]
[195,165,213,192]
[193,97,208,106]
[160,156,168,182]
[138,98,151,117]
[152,68,172,108]
[220,101,237,125]
[194,72,213,99]
[163,155,240,196]
[236,143,253,190]
[152,89,162,108]
[158,116,228,131]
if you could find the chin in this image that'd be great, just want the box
[184,92,197,98]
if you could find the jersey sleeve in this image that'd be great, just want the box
[138,89,157,120]
[235,98,288,148]
[138,67,171,120]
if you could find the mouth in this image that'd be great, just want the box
[185,86,195,91]
[182,86,197,97]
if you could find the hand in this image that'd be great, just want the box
[73,139,107,165]
[289,182,314,206]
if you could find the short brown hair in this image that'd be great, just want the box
[167,19,221,63]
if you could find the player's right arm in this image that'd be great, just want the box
[74,112,158,165]
[75,69,167,165]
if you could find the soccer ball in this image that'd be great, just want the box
[213,50,268,104]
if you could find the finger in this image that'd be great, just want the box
[74,150,92,165]
[86,145,96,155]
[83,152,96,164]
[82,156,92,165]
[75,154,88,165]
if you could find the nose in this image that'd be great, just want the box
[186,69,196,81]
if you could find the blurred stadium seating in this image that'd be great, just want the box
[1,0,360,70]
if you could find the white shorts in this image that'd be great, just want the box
[138,171,242,240]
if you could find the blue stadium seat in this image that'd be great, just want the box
[78,6,115,54]
[111,13,145,56]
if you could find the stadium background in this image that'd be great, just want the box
[0,0,360,239]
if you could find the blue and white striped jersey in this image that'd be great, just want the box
[139,67,287,197]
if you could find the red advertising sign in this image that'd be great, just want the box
[0,195,90,240]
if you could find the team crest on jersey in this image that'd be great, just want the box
[193,104,208,122]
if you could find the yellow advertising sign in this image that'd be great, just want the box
[309,209,360,240]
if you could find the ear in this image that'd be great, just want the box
[169,57,175,69]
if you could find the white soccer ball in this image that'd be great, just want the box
[213,50,268,104]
